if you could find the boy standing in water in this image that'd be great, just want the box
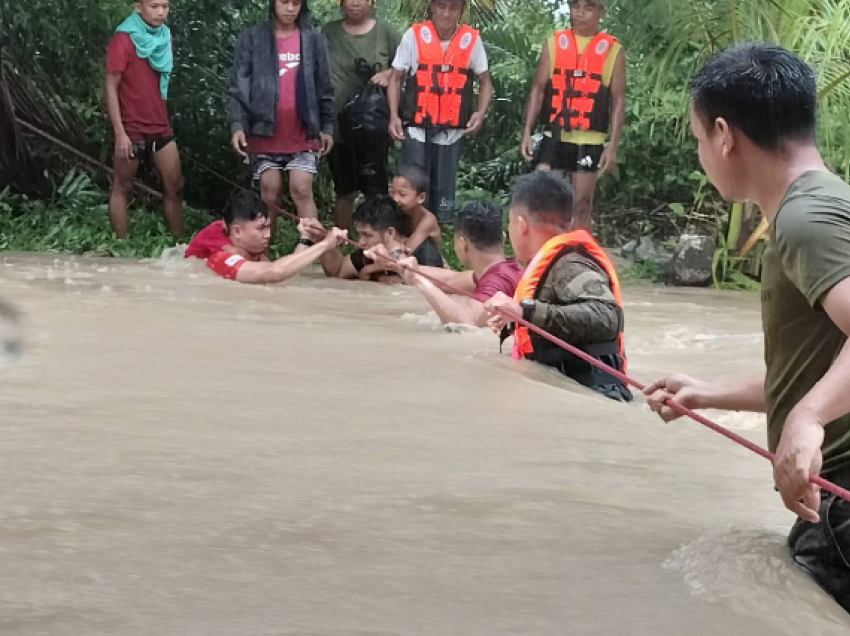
[645,44,850,612]
[106,0,183,239]
[390,165,442,257]
[377,200,523,327]
[302,196,443,281]
[228,0,334,238]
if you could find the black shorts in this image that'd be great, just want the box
[130,135,175,164]
[328,130,389,197]
[788,484,850,612]
[535,137,603,173]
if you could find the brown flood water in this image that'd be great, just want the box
[0,251,848,635]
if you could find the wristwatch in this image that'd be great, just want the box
[520,298,536,321]
[298,237,315,247]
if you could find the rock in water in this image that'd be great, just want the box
[668,235,716,286]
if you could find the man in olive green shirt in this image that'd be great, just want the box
[322,0,400,229]
[645,43,850,612]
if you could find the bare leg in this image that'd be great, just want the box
[108,156,140,239]
[153,141,184,238]
[288,169,318,220]
[258,169,284,238]
[569,170,599,231]
[334,193,356,230]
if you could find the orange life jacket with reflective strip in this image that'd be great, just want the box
[543,29,616,133]
[405,21,478,129]
[512,230,626,374]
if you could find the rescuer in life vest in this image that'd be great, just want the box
[519,0,626,231]
[484,171,632,403]
[387,0,493,223]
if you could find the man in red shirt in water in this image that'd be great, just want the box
[205,192,347,284]
[184,219,231,260]
[105,0,183,239]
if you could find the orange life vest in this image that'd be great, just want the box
[512,229,627,374]
[402,21,478,129]
[543,28,616,133]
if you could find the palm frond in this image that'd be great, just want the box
[396,0,506,26]
[0,51,93,195]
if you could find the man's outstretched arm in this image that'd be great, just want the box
[235,229,348,284]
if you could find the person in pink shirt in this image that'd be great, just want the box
[228,0,335,242]
[374,200,523,326]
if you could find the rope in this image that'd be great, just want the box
[21,116,850,504]
[16,118,164,200]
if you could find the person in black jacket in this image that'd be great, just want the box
[228,0,335,239]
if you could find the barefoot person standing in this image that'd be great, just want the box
[105,0,183,238]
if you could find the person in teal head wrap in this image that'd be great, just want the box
[105,0,183,239]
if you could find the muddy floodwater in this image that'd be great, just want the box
[1,252,848,635]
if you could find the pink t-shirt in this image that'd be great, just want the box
[471,258,525,303]
[248,31,319,154]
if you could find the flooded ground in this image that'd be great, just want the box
[0,252,848,635]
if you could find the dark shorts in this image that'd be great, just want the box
[130,135,175,165]
[788,487,850,612]
[399,137,462,224]
[535,137,604,173]
[328,131,389,197]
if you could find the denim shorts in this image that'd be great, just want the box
[249,151,319,184]
[788,489,850,612]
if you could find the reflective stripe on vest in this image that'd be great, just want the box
[512,229,626,371]
[548,29,616,132]
[411,21,478,127]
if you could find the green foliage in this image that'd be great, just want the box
[3,0,850,298]
[619,259,662,283]
[0,176,208,257]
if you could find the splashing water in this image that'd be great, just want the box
[0,252,847,635]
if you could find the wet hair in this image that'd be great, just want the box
[395,164,429,195]
[224,191,268,227]
[509,171,573,227]
[691,43,817,152]
[353,195,411,236]
[455,200,503,251]
[269,0,312,29]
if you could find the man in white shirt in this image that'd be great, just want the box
[387,0,493,223]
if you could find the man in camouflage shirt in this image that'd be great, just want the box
[486,171,631,401]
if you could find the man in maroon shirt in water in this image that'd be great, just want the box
[105,0,183,239]
[372,200,523,327]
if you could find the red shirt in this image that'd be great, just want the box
[105,32,172,141]
[472,258,525,303]
[248,31,319,154]
[207,251,247,280]
[185,220,232,259]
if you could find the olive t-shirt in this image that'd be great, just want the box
[322,19,400,116]
[762,170,850,480]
